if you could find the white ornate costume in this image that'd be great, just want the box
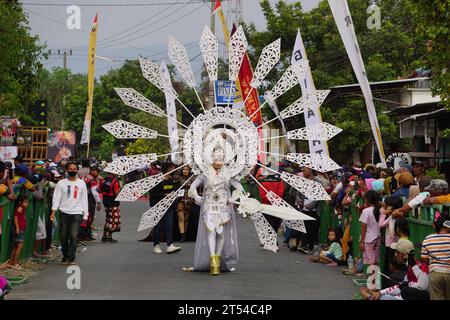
[101,24,342,275]
[186,148,246,272]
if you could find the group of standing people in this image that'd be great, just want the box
[49,159,124,264]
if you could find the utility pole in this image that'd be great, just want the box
[49,49,73,69]
[208,0,216,110]
[63,51,67,68]
[230,0,242,24]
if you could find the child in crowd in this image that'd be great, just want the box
[8,195,29,270]
[359,190,381,266]
[379,196,403,288]
[309,228,342,267]
[364,239,429,300]
[359,255,405,300]
[393,217,410,243]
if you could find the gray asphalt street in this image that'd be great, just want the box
[9,200,356,300]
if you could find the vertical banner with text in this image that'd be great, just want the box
[161,60,180,164]
[291,29,328,156]
[328,0,386,166]
[80,13,98,152]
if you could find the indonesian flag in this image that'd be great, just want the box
[212,0,222,15]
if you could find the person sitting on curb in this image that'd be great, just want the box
[360,239,430,300]
[309,228,342,267]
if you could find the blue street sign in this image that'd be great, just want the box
[214,80,237,105]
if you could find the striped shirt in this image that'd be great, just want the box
[421,234,450,273]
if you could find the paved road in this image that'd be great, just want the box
[9,201,356,300]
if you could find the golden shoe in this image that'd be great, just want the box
[210,255,220,275]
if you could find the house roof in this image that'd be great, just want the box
[326,77,431,102]
[385,101,441,115]
[398,108,448,123]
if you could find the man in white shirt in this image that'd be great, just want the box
[392,176,433,218]
[51,161,89,265]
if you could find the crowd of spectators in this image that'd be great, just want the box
[1,155,449,300]
[247,159,450,300]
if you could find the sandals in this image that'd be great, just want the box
[182,267,194,272]
[9,264,23,270]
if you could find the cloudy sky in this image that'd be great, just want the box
[23,0,321,76]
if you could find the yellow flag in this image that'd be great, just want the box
[81,13,98,147]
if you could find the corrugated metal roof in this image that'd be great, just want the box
[397,108,448,123]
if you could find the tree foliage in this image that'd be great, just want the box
[0,1,47,124]
[409,0,450,110]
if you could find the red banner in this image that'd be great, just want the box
[239,55,262,126]
[231,24,265,163]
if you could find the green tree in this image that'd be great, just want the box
[37,67,72,131]
[0,1,47,124]
[409,0,450,110]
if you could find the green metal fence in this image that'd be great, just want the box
[0,191,52,264]
[318,198,447,265]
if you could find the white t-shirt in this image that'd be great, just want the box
[407,192,430,209]
[52,178,89,219]
[332,182,343,194]
[359,206,380,243]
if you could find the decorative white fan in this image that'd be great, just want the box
[102,25,342,251]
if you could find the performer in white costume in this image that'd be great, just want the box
[101,25,343,276]
[188,149,245,275]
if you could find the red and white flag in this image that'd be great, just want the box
[212,0,222,15]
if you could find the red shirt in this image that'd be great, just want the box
[14,205,26,231]
[259,181,284,205]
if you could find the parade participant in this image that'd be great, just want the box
[88,166,103,231]
[100,171,121,243]
[297,167,321,254]
[151,162,181,254]
[50,161,89,265]
[175,165,194,243]
[187,149,245,275]
[80,165,102,241]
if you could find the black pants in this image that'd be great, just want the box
[153,205,175,246]
[299,210,319,250]
[60,212,82,261]
[263,214,282,235]
[382,247,396,289]
[79,199,95,240]
[401,287,430,300]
